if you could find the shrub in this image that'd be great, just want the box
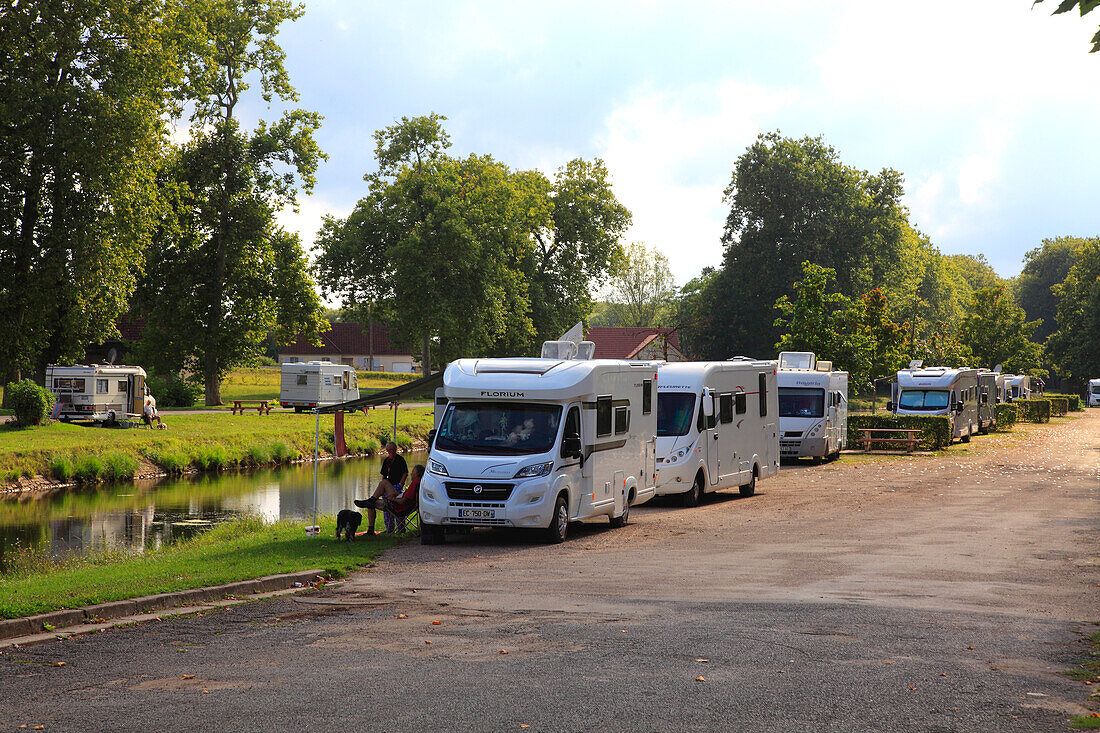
[1048,393,1081,412]
[848,414,953,450]
[1013,398,1051,423]
[49,456,74,481]
[244,444,272,467]
[5,380,54,426]
[1047,396,1069,417]
[992,403,1017,432]
[395,433,415,451]
[72,455,104,483]
[147,374,201,408]
[150,448,189,474]
[255,355,278,367]
[192,445,230,471]
[101,452,139,482]
[269,441,296,463]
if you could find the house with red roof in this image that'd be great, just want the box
[584,326,687,361]
[277,323,417,372]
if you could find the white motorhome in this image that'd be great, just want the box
[279,361,359,412]
[653,359,779,506]
[420,341,657,544]
[976,369,1000,432]
[46,364,147,423]
[1005,374,1031,400]
[890,363,980,442]
[1088,378,1100,407]
[777,352,848,462]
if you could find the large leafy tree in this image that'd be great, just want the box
[1035,0,1100,52]
[136,0,326,404]
[861,288,908,387]
[0,0,180,385]
[1047,238,1100,382]
[957,286,1044,374]
[596,242,678,328]
[945,254,1002,291]
[688,132,910,359]
[1015,236,1085,342]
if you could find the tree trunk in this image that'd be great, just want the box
[421,333,431,375]
[204,351,221,406]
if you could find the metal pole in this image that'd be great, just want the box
[312,409,319,535]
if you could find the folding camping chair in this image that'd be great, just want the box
[383,496,420,535]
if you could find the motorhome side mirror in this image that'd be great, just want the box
[701,389,715,417]
[981,393,988,404]
[427,428,437,446]
[886,401,895,412]
[562,433,582,459]
[954,402,965,413]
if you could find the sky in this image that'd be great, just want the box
[260,0,1100,286]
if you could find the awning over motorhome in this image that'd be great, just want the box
[314,371,443,413]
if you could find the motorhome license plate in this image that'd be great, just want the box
[459,508,495,519]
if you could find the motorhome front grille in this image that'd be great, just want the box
[783,431,803,438]
[444,482,514,500]
[780,440,802,455]
[447,517,509,526]
[449,501,507,509]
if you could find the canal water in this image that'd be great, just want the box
[0,451,428,572]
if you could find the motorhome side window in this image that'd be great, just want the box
[614,405,629,434]
[596,396,613,437]
[719,393,733,424]
[297,374,307,386]
[96,379,109,394]
[735,391,746,415]
[561,407,580,459]
[758,373,768,416]
[117,380,127,392]
[642,379,652,414]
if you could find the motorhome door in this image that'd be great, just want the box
[703,391,718,485]
[131,374,144,415]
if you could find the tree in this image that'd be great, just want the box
[0,0,180,386]
[688,132,910,359]
[945,254,1002,291]
[861,288,908,386]
[774,262,873,389]
[1015,236,1085,342]
[957,286,1045,374]
[136,0,326,404]
[673,267,718,359]
[600,242,678,328]
[1047,237,1100,382]
[1035,0,1100,52]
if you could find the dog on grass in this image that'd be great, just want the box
[156,422,168,430]
[335,509,362,541]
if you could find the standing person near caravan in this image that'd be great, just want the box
[355,442,408,534]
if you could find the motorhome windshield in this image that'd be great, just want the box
[898,389,950,410]
[435,402,562,455]
[778,387,824,418]
[657,393,695,436]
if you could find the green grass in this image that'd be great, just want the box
[0,515,401,619]
[0,408,433,484]
[1070,715,1100,729]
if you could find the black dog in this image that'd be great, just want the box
[335,509,362,541]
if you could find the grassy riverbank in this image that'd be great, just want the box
[0,408,433,486]
[0,515,400,619]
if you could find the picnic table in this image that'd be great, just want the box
[231,400,272,416]
[859,427,922,453]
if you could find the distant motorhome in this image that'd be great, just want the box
[653,359,779,505]
[975,369,1000,432]
[421,340,658,544]
[890,363,980,442]
[1088,378,1100,407]
[777,352,848,461]
[279,361,360,412]
[46,364,147,423]
[1005,374,1031,400]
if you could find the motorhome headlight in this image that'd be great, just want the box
[665,448,689,464]
[514,461,554,479]
[427,459,449,476]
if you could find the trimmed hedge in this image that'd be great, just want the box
[1048,393,1081,412]
[848,414,953,451]
[4,380,54,426]
[1013,398,1050,423]
[1047,396,1069,417]
[992,403,1017,432]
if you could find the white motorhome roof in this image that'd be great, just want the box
[896,366,977,388]
[656,360,776,392]
[1089,378,1100,385]
[47,364,147,377]
[444,358,657,401]
[777,370,846,388]
[1006,374,1029,386]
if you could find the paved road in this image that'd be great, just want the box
[2,412,1097,731]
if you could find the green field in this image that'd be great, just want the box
[0,515,402,619]
[0,408,433,484]
[216,367,421,404]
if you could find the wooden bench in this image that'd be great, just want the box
[231,400,272,415]
[859,428,922,453]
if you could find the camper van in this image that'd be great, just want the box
[653,359,779,506]
[420,341,657,544]
[1005,374,1031,400]
[890,363,980,442]
[46,364,147,423]
[975,369,1000,432]
[279,361,360,412]
[1089,378,1100,407]
[777,352,848,462]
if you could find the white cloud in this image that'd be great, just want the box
[276,196,352,252]
[594,80,795,283]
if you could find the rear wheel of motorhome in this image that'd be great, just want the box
[738,469,756,498]
[420,524,444,545]
[545,494,569,544]
[682,473,704,508]
[609,489,632,528]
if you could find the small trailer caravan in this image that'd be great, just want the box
[653,359,779,506]
[889,363,980,442]
[1089,378,1100,407]
[46,364,147,423]
[1005,374,1031,400]
[777,352,848,462]
[420,340,657,544]
[279,361,360,412]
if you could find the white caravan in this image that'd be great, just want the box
[420,341,658,544]
[890,364,980,442]
[279,361,359,412]
[654,359,779,506]
[46,364,147,423]
[777,352,848,462]
[1088,378,1100,407]
[1005,374,1031,400]
[976,370,1000,432]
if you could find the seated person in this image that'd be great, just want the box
[142,396,163,428]
[354,441,407,534]
[379,464,424,532]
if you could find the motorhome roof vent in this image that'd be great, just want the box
[993,364,1002,373]
[815,360,833,372]
[541,340,577,360]
[778,351,815,370]
[907,360,924,369]
[728,355,754,361]
[575,341,595,360]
